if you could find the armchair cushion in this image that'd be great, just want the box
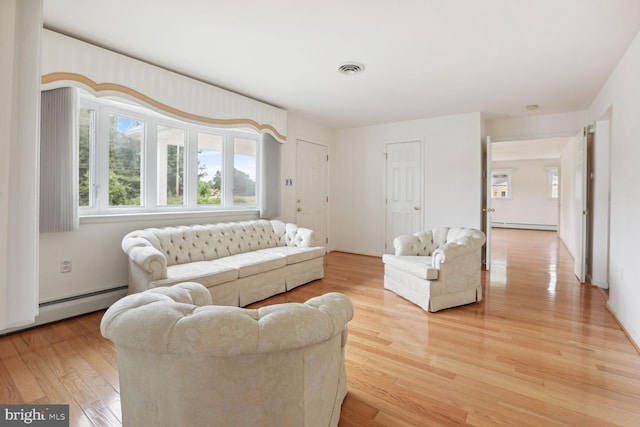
[381,255,439,280]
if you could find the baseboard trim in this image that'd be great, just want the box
[492,222,557,231]
[598,288,640,356]
[1,286,128,335]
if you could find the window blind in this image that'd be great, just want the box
[40,87,79,232]
[260,133,281,219]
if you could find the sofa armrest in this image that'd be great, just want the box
[122,235,168,280]
[285,223,316,247]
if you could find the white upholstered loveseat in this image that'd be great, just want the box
[382,227,486,312]
[121,219,325,306]
[101,282,354,427]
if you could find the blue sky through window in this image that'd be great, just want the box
[198,152,256,181]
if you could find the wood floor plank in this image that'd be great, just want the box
[0,229,639,426]
[1,355,46,402]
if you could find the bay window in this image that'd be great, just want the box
[79,92,260,215]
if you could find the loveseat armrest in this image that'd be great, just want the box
[122,235,168,280]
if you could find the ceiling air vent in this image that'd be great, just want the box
[338,62,365,75]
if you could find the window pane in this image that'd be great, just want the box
[157,126,186,206]
[233,138,257,205]
[197,133,223,205]
[550,170,559,198]
[78,107,94,207]
[109,114,143,206]
[491,172,510,199]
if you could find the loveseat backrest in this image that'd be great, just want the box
[131,219,286,266]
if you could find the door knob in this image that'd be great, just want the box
[297,208,302,212]
[414,206,421,210]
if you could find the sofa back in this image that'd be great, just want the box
[125,219,291,267]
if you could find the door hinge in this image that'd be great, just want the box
[326,196,329,202]
[326,237,329,244]
[326,154,329,161]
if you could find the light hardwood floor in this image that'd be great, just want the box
[1,229,639,426]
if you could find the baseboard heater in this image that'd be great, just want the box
[491,222,557,231]
[1,286,128,335]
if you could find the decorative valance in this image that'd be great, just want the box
[40,30,287,142]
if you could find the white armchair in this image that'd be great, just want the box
[382,227,486,312]
[101,282,353,427]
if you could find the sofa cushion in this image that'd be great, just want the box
[213,252,287,278]
[152,261,238,287]
[382,254,439,280]
[256,246,325,265]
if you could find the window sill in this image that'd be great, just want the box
[79,209,260,225]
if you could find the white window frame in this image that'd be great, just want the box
[78,93,260,216]
[491,169,512,199]
[546,166,559,199]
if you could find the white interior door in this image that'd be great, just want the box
[385,140,423,253]
[296,140,328,247]
[574,128,588,282]
[484,136,493,270]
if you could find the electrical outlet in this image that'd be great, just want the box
[60,259,72,273]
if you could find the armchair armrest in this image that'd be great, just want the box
[393,234,421,256]
[432,232,486,267]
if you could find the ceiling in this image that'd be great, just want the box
[42,0,640,130]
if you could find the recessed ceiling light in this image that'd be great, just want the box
[338,62,365,75]
[526,104,539,111]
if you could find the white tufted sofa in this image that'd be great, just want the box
[121,219,325,306]
[382,227,486,312]
[101,282,353,427]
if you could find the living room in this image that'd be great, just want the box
[3,1,640,425]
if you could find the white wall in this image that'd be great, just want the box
[486,111,587,141]
[0,0,42,330]
[491,159,559,229]
[587,29,640,346]
[331,113,483,256]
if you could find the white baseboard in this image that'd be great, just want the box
[0,286,128,335]
[492,222,557,231]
